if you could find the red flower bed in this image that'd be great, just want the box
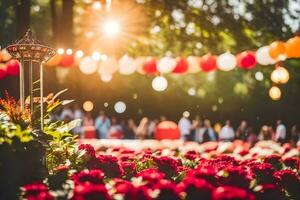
[22,141,300,200]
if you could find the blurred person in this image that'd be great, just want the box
[236,120,250,141]
[60,105,73,123]
[202,119,217,142]
[95,110,111,139]
[246,128,258,146]
[108,117,123,139]
[73,104,84,137]
[195,119,205,143]
[290,125,300,146]
[82,112,96,138]
[136,117,150,139]
[123,119,137,139]
[219,120,235,142]
[178,111,192,141]
[275,120,287,143]
[258,125,273,140]
[191,115,202,141]
[148,118,159,139]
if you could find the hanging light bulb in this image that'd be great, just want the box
[271,66,289,84]
[269,86,281,100]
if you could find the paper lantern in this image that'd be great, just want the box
[0,64,7,79]
[187,56,200,73]
[99,57,118,75]
[100,74,112,82]
[143,58,157,74]
[285,36,300,58]
[237,51,257,69]
[157,57,177,73]
[173,58,188,74]
[271,66,289,84]
[269,41,286,60]
[154,121,180,140]
[134,57,146,74]
[119,55,136,75]
[269,86,281,100]
[59,54,75,67]
[200,54,217,72]
[45,54,63,66]
[217,52,237,71]
[152,76,168,92]
[6,59,20,76]
[1,50,12,62]
[256,46,277,65]
[79,56,98,74]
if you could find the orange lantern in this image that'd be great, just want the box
[45,54,63,66]
[285,36,300,58]
[154,121,180,140]
[269,41,286,60]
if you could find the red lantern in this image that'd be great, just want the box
[59,54,75,67]
[6,59,20,76]
[142,58,157,74]
[237,51,257,69]
[199,54,217,72]
[173,58,188,74]
[0,64,7,79]
[154,121,180,140]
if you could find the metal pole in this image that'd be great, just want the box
[20,60,25,110]
[40,63,44,131]
[29,60,34,113]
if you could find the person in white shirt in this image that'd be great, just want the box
[178,111,192,141]
[275,120,286,143]
[219,120,235,142]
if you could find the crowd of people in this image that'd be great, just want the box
[56,105,300,147]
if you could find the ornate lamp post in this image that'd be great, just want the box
[6,29,55,130]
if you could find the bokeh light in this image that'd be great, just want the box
[83,101,94,112]
[152,76,168,92]
[187,88,196,96]
[271,66,289,84]
[57,48,64,55]
[100,74,112,82]
[269,86,281,100]
[114,101,126,113]
[255,71,264,81]
[104,20,121,37]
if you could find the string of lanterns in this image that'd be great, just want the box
[0,36,299,100]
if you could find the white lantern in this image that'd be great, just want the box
[269,86,281,100]
[187,56,200,73]
[157,57,177,73]
[271,66,289,84]
[79,56,98,74]
[100,74,113,82]
[217,52,237,71]
[256,46,277,65]
[119,55,136,75]
[152,76,168,92]
[114,101,126,113]
[98,57,118,75]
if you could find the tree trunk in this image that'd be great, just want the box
[50,0,58,46]
[61,0,74,48]
[15,0,31,38]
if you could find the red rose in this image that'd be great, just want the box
[251,163,276,184]
[22,183,53,200]
[78,144,96,158]
[184,150,200,160]
[274,169,300,199]
[263,155,282,170]
[72,182,111,200]
[153,156,180,179]
[283,157,300,170]
[113,179,151,200]
[178,177,214,200]
[212,186,255,200]
[188,165,218,186]
[120,161,137,179]
[72,169,104,185]
[91,155,123,178]
[218,166,251,188]
[135,168,165,185]
[153,180,181,200]
[254,184,285,200]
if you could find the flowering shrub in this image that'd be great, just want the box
[21,142,300,200]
